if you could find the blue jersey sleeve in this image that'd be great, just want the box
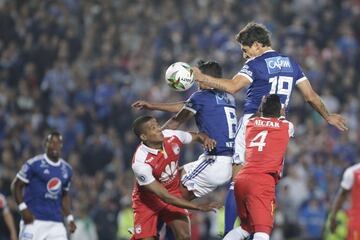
[292,59,307,84]
[237,61,255,83]
[63,166,73,191]
[17,162,34,184]
[184,92,203,114]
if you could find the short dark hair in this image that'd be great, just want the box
[236,22,271,47]
[197,60,222,78]
[262,94,281,118]
[46,130,62,141]
[132,116,154,138]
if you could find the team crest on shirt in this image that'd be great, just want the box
[45,177,62,199]
[172,143,180,155]
[159,161,178,183]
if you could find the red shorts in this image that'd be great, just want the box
[131,202,189,239]
[234,173,276,234]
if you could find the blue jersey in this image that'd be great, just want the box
[184,90,237,156]
[238,50,306,114]
[17,154,72,222]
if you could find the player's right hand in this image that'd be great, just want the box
[198,202,222,212]
[22,209,35,224]
[131,100,153,110]
[327,114,348,131]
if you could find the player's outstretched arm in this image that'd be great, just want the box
[62,191,77,234]
[143,180,221,212]
[191,67,251,94]
[11,178,34,224]
[297,79,348,131]
[162,108,195,130]
[328,187,349,233]
[189,132,216,152]
[132,100,185,113]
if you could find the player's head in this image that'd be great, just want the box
[197,60,223,89]
[132,116,164,143]
[261,94,281,118]
[236,22,271,59]
[45,131,63,161]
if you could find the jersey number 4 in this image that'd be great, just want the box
[249,130,268,151]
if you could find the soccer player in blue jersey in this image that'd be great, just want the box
[132,60,237,200]
[11,131,76,240]
[192,22,348,238]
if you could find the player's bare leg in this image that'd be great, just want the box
[167,215,191,240]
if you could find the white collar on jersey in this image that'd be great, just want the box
[44,153,62,167]
[140,142,160,155]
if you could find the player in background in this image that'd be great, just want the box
[131,116,220,240]
[11,131,76,240]
[132,61,236,200]
[328,162,360,239]
[191,22,348,233]
[224,94,294,240]
[0,192,17,240]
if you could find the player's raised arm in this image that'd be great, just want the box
[132,100,185,113]
[143,179,220,212]
[162,108,194,130]
[296,79,348,131]
[189,132,216,152]
[192,68,251,95]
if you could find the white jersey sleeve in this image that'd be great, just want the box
[162,129,192,144]
[132,162,155,186]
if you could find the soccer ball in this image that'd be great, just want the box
[165,62,194,91]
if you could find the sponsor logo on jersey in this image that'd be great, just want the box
[45,177,62,199]
[43,169,50,175]
[159,161,178,183]
[265,56,293,74]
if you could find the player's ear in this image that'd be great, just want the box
[140,133,147,141]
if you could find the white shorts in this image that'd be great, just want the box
[19,220,67,240]
[233,114,253,165]
[181,154,232,197]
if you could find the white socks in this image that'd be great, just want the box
[253,232,270,240]
[223,227,250,240]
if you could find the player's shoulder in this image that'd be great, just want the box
[60,159,72,170]
[132,144,151,165]
[344,163,360,175]
[188,89,211,100]
[27,154,46,166]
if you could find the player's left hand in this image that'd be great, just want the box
[68,221,77,234]
[199,133,216,151]
[191,67,205,82]
[327,114,348,131]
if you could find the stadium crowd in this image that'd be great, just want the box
[0,0,359,239]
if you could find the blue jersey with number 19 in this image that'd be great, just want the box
[184,90,237,156]
[238,50,307,114]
